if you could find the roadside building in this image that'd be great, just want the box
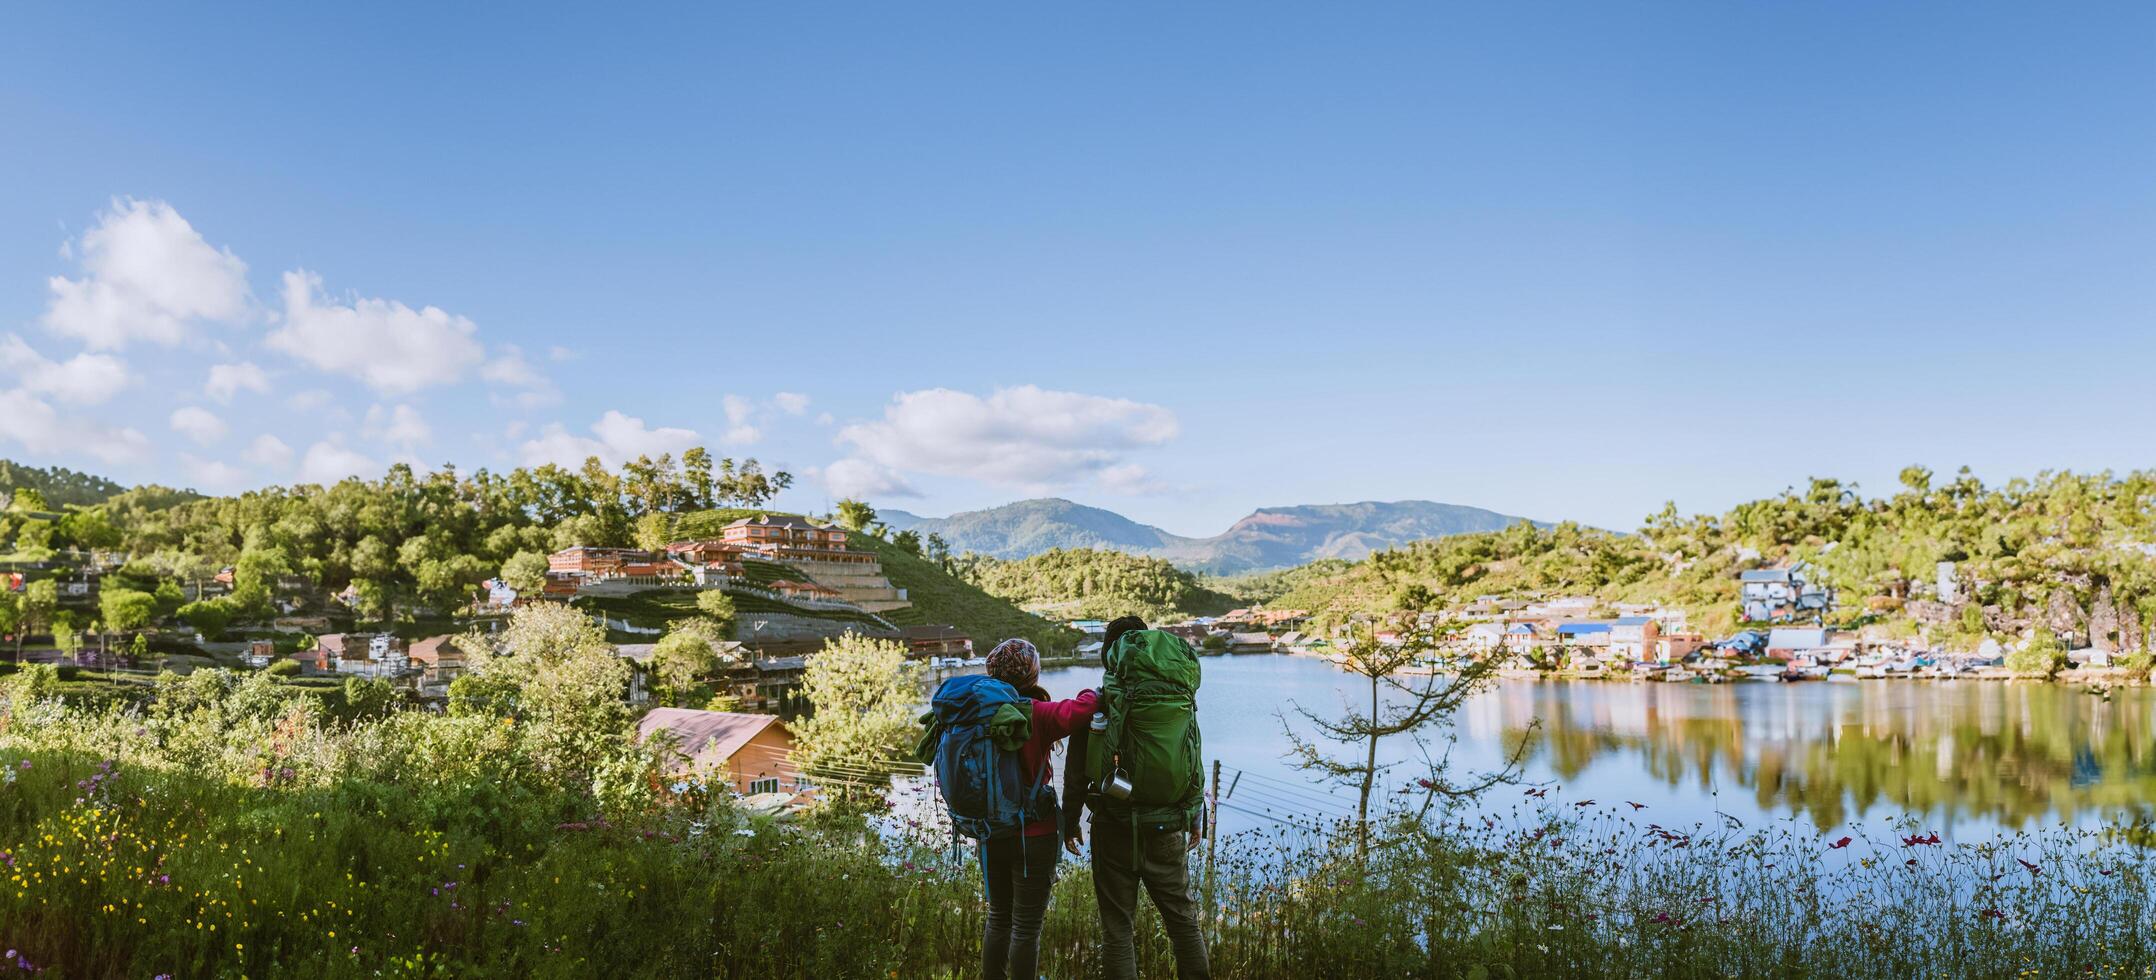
[636,708,804,795]
[548,546,655,578]
[1654,632,1706,663]
[408,635,475,686]
[899,624,971,659]
[1555,622,1614,654]
[1503,622,1544,651]
[1765,627,1829,660]
[1606,617,1662,662]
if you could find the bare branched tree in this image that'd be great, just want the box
[1282,618,1524,861]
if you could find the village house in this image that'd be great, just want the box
[312,632,410,678]
[408,635,475,686]
[1654,632,1706,663]
[1764,627,1829,660]
[1741,565,1833,623]
[1502,622,1545,651]
[1555,622,1614,654]
[1463,621,1507,652]
[548,546,655,578]
[1605,617,1662,662]
[242,639,276,668]
[769,579,843,602]
[899,624,971,659]
[636,707,804,796]
[721,515,873,565]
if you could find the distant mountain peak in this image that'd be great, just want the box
[883,497,1542,573]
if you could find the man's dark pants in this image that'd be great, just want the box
[1091,816,1211,980]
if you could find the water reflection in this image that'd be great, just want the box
[1469,679,2156,832]
[1039,656,2156,841]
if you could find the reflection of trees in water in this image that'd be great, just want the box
[1499,682,2156,829]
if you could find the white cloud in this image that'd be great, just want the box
[1097,463,1166,495]
[243,433,293,467]
[42,198,253,350]
[362,403,432,448]
[297,439,379,484]
[815,412,835,426]
[0,389,150,463]
[267,270,485,394]
[834,385,1179,493]
[285,388,331,412]
[773,392,811,415]
[819,458,921,500]
[721,394,761,445]
[205,362,271,404]
[168,406,227,446]
[548,345,577,362]
[0,335,132,405]
[481,344,560,409]
[179,454,250,493]
[517,410,700,468]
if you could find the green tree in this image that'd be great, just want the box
[343,675,395,720]
[650,621,723,706]
[681,447,715,509]
[9,487,49,513]
[1283,620,1518,862]
[793,634,919,793]
[834,499,878,532]
[178,599,234,640]
[695,589,738,635]
[453,604,630,791]
[100,587,158,635]
[634,512,672,554]
[21,580,55,658]
[0,592,21,662]
[891,529,922,556]
[501,550,550,595]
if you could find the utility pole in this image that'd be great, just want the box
[1204,758,1221,922]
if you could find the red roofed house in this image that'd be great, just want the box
[408,635,475,686]
[635,708,801,795]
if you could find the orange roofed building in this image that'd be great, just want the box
[720,515,873,565]
[636,708,803,796]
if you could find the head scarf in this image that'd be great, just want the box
[985,637,1041,688]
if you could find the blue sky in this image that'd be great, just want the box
[2,2,2153,535]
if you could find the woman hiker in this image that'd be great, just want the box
[976,637,1097,980]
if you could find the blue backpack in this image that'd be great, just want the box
[930,674,1056,841]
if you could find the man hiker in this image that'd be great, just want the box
[1062,615,1212,980]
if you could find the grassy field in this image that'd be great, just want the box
[858,534,1077,654]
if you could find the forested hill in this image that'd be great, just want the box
[885,497,1541,573]
[0,460,132,508]
[957,548,1238,623]
[1257,469,2156,655]
[881,498,1191,557]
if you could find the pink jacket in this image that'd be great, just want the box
[1019,689,1097,837]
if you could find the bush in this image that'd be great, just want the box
[2006,628,2067,678]
[264,658,302,677]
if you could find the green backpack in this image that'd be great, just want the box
[1086,629,1204,829]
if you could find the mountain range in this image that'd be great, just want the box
[879,498,1544,574]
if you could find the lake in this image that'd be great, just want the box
[1037,654,2156,843]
